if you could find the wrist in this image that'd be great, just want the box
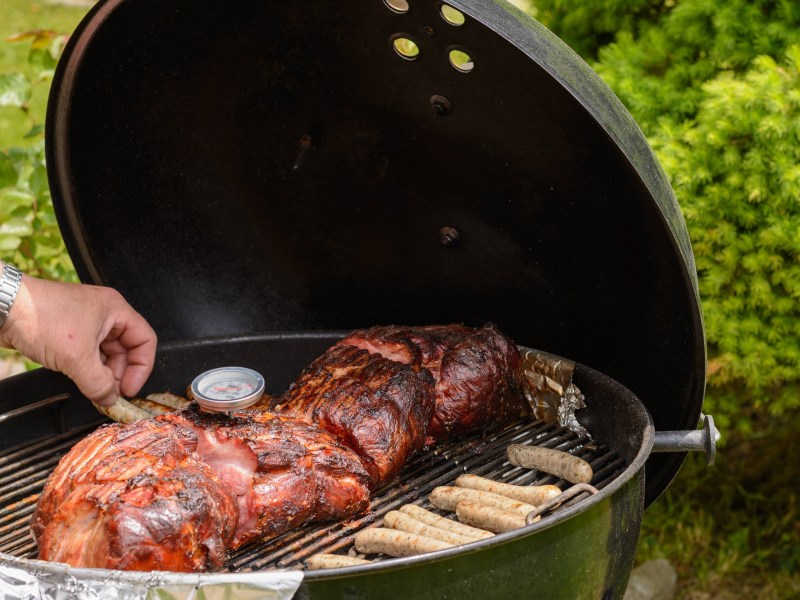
[0,263,31,349]
[0,262,23,329]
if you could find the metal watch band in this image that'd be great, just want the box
[0,262,23,329]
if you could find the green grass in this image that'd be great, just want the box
[0,0,91,148]
[637,410,800,599]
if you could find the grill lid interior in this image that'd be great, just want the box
[45,0,705,504]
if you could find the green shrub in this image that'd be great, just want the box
[0,31,75,282]
[531,0,669,59]
[650,47,800,431]
[586,0,800,131]
[534,0,800,430]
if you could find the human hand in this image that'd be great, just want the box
[0,272,157,406]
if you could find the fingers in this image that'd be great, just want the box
[99,302,158,400]
[102,313,157,398]
[121,361,156,398]
[82,343,150,406]
[103,347,155,399]
[116,316,157,397]
[71,354,120,407]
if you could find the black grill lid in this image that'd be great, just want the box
[45,0,705,505]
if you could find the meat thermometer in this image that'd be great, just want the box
[189,366,265,416]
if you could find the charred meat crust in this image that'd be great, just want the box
[33,409,371,569]
[275,345,435,490]
[338,323,524,443]
[160,408,371,547]
[31,419,237,571]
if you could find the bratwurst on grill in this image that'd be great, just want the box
[32,323,524,571]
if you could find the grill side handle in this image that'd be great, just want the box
[651,414,720,466]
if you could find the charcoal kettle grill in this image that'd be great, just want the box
[0,0,714,598]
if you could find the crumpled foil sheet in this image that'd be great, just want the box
[519,347,588,436]
[0,555,303,600]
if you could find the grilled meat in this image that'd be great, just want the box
[31,419,237,571]
[275,324,522,486]
[337,323,524,444]
[33,323,524,572]
[159,408,370,546]
[32,407,370,569]
[275,345,435,489]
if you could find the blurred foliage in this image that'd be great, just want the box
[0,0,91,148]
[593,0,800,131]
[531,0,671,59]
[651,48,800,434]
[0,30,76,281]
[534,0,800,434]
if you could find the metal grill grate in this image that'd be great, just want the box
[0,422,101,558]
[0,411,625,571]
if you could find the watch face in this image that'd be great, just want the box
[190,367,265,411]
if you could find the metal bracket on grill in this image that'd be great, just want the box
[525,483,599,525]
[651,413,720,466]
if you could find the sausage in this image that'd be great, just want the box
[455,474,561,506]
[507,444,593,484]
[354,527,453,557]
[430,486,536,518]
[129,397,176,416]
[146,392,191,411]
[305,554,372,569]
[384,510,476,546]
[93,397,150,423]
[455,500,530,532]
[399,504,494,540]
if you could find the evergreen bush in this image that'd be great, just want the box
[533,0,800,430]
[652,47,800,431]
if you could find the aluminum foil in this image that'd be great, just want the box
[0,555,303,600]
[519,347,588,436]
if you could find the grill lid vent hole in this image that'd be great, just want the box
[384,0,410,14]
[449,49,474,72]
[393,37,421,59]
[440,5,466,26]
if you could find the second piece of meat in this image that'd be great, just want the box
[275,344,436,490]
[337,323,525,445]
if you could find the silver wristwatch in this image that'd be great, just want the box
[0,262,23,329]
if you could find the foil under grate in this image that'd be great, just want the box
[0,410,625,571]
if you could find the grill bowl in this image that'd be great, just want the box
[0,334,653,598]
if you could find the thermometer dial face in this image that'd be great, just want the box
[190,367,265,412]
[200,378,257,401]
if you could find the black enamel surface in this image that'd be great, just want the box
[45,0,704,505]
